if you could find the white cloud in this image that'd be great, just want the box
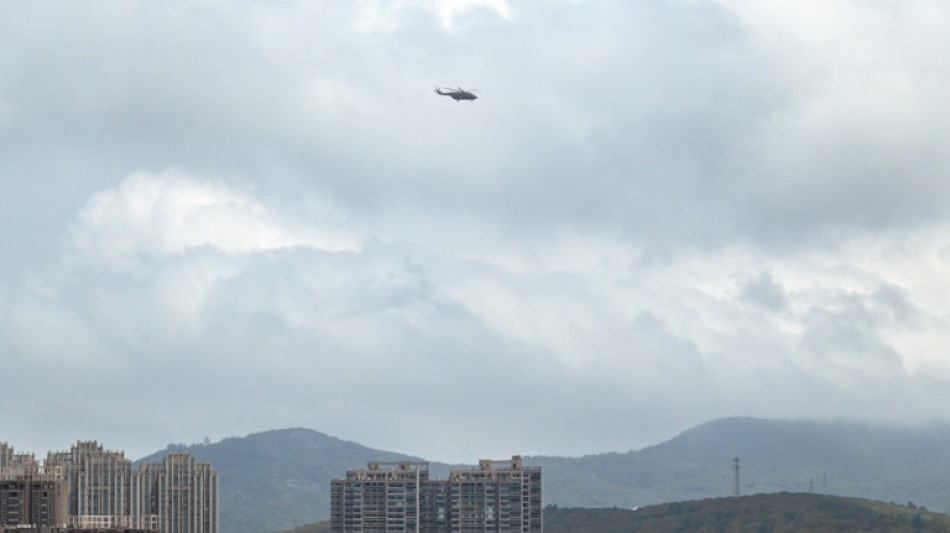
[438,0,513,27]
[68,170,358,268]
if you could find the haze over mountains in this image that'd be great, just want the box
[136,417,950,533]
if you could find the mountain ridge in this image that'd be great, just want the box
[138,417,950,533]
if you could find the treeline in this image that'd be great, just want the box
[543,493,950,533]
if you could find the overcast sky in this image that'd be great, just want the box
[3,0,950,463]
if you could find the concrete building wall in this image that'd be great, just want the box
[145,452,218,533]
[332,457,542,533]
[46,442,134,520]
[0,466,68,528]
[1,442,38,470]
[331,461,429,533]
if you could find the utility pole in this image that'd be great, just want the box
[733,456,740,497]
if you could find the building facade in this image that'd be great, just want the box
[0,442,217,533]
[331,456,542,533]
[0,464,68,528]
[134,453,218,533]
[45,441,136,527]
[448,458,542,533]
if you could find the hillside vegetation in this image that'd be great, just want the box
[544,493,950,533]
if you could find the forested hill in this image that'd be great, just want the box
[543,493,950,533]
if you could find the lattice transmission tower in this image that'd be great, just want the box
[733,456,740,497]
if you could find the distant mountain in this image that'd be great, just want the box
[530,417,950,511]
[137,418,950,533]
[137,428,424,533]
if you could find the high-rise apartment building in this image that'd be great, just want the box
[0,441,217,533]
[448,458,542,533]
[0,442,36,470]
[331,456,542,533]
[0,463,68,528]
[45,441,136,526]
[331,461,430,532]
[135,452,218,533]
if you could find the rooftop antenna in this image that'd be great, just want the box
[733,456,740,497]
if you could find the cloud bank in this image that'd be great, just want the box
[2,0,950,461]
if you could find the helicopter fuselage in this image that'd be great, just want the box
[435,87,478,101]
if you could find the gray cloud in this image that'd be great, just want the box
[737,270,788,311]
[3,1,950,461]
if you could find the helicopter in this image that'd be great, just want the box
[434,86,478,102]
